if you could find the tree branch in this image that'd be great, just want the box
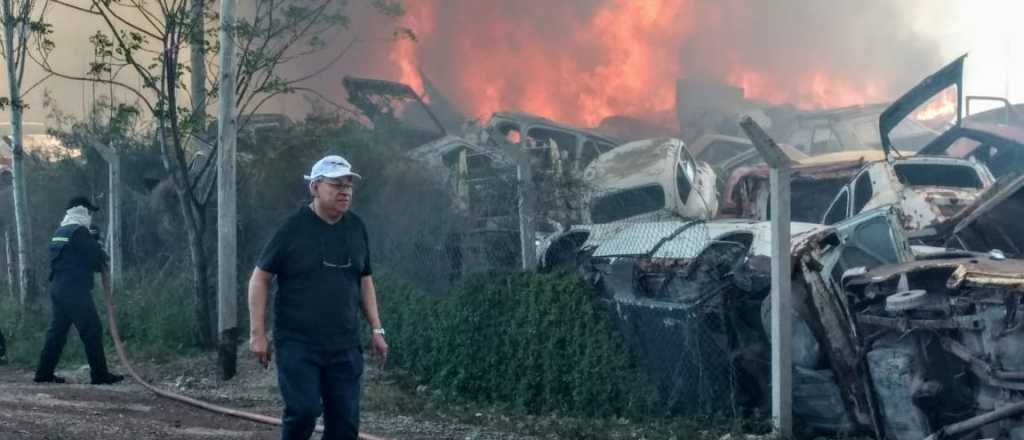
[50,0,95,14]
[128,0,166,36]
[21,71,51,94]
[92,0,158,90]
[101,2,163,40]
[34,62,154,111]
[235,3,329,110]
[287,35,356,85]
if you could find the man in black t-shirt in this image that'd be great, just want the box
[248,155,388,440]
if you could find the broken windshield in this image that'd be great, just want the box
[893,163,983,188]
[590,185,666,224]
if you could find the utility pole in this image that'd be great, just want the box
[216,0,239,380]
[91,142,122,293]
[740,117,793,439]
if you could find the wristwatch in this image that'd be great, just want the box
[372,328,386,336]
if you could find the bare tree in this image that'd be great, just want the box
[36,0,407,346]
[1,0,51,306]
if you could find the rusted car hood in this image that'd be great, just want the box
[843,255,1024,291]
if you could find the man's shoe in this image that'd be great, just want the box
[91,373,124,385]
[33,375,67,384]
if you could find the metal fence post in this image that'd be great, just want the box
[740,117,792,437]
[91,141,122,294]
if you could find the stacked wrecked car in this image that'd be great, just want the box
[347,53,1024,438]
[538,55,1024,439]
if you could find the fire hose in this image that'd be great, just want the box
[102,284,386,440]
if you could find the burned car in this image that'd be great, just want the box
[687,102,940,185]
[719,150,886,222]
[345,75,624,270]
[840,254,1024,439]
[925,173,1024,257]
[409,111,622,230]
[581,137,718,224]
[540,204,915,434]
[540,54,1024,439]
[784,102,941,156]
[545,185,1024,439]
[819,155,993,232]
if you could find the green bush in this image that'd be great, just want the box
[379,270,658,418]
[0,290,54,366]
[0,265,199,368]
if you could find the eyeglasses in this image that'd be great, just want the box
[318,178,355,191]
[321,240,351,269]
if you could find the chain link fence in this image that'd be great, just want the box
[592,220,749,418]
[386,130,753,418]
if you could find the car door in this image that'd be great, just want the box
[822,187,851,225]
[821,206,913,288]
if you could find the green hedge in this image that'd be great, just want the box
[0,266,199,367]
[379,270,658,418]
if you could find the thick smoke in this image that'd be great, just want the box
[338,0,951,126]
[2,1,953,127]
[679,0,947,105]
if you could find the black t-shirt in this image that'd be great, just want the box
[257,206,372,349]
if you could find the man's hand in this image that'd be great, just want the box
[250,333,271,369]
[369,333,388,368]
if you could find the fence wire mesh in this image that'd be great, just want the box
[398,136,750,418]
[606,220,745,417]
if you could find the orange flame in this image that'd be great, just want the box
[388,4,432,96]
[912,88,958,123]
[388,0,901,127]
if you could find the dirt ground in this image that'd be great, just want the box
[0,351,537,440]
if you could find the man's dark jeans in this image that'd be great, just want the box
[276,340,364,440]
[35,292,111,381]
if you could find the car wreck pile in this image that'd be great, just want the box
[352,55,1024,439]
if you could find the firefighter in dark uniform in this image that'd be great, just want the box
[33,196,123,385]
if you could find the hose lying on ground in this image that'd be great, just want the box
[102,286,386,440]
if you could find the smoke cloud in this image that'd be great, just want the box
[339,0,951,126]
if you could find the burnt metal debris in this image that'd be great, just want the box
[539,54,1024,439]
[349,54,1024,438]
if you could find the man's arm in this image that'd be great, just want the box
[74,227,107,273]
[361,275,388,365]
[248,268,274,368]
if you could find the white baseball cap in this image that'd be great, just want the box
[304,155,362,181]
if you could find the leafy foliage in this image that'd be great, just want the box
[379,271,660,418]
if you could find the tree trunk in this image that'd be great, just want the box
[3,1,35,306]
[157,121,215,348]
[185,216,215,347]
[3,228,13,298]
[190,0,206,127]
[157,28,216,348]
[9,143,33,305]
